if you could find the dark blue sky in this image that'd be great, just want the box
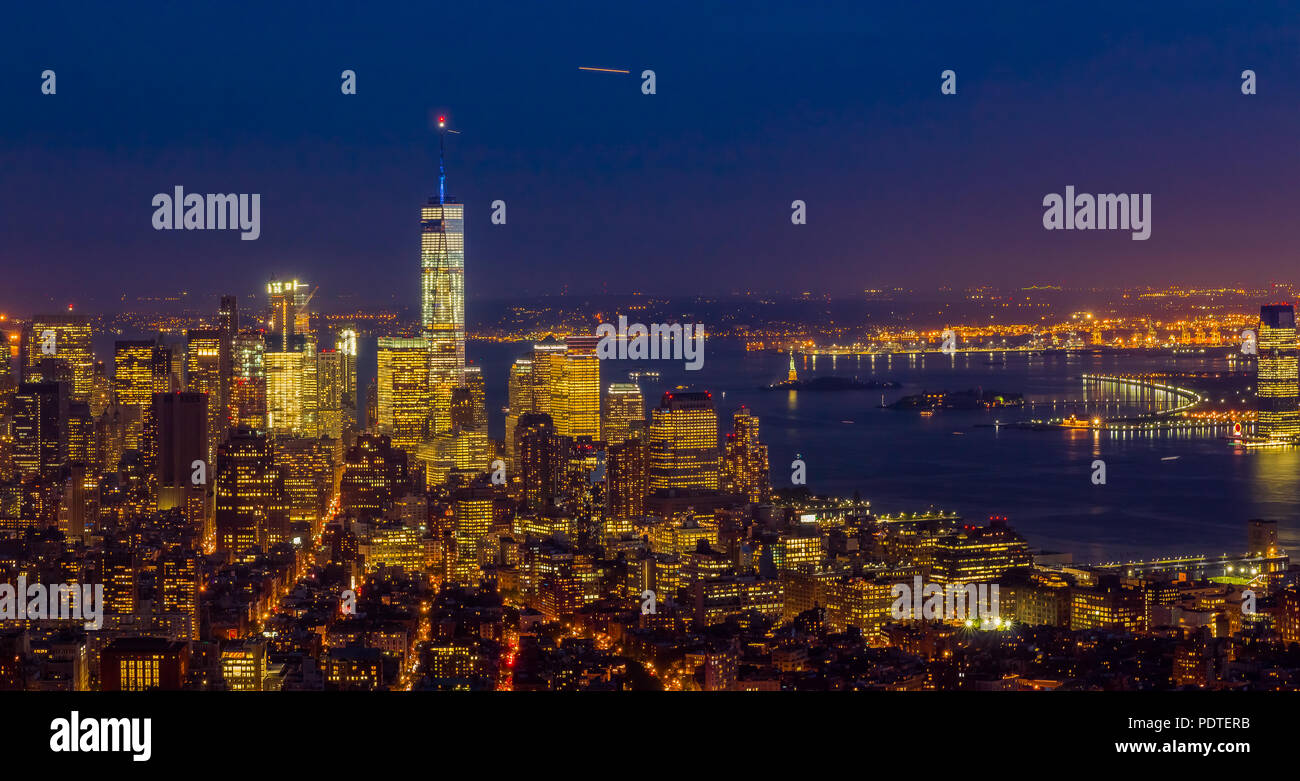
[3,1,1299,314]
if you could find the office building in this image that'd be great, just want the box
[23,314,93,403]
[648,390,720,492]
[421,125,466,435]
[215,429,288,556]
[377,337,431,452]
[1257,304,1300,441]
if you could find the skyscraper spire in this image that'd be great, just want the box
[437,115,447,205]
[421,112,466,435]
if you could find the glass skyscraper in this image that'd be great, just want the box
[1257,304,1300,441]
[420,152,465,435]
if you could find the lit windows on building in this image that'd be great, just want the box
[603,382,644,446]
[377,337,431,452]
[648,391,720,492]
[1257,304,1300,441]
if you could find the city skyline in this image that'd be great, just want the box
[7,1,1300,312]
[13,8,1300,753]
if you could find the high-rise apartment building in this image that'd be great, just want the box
[463,365,487,431]
[722,406,771,503]
[316,349,347,440]
[275,436,336,534]
[603,383,644,446]
[450,489,493,585]
[516,413,563,511]
[340,433,409,519]
[506,359,535,469]
[607,428,647,524]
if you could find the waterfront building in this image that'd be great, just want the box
[421,119,466,434]
[1257,303,1300,441]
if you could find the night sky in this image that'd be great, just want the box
[3,1,1299,314]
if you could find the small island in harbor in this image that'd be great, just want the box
[760,350,900,392]
[889,388,1024,410]
[760,375,901,392]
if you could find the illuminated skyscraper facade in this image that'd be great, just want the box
[377,337,431,452]
[516,413,563,511]
[420,128,466,435]
[463,365,487,431]
[603,383,644,446]
[24,314,93,403]
[607,428,647,524]
[559,336,601,441]
[266,279,311,352]
[648,390,720,492]
[450,489,493,585]
[275,436,336,534]
[230,330,266,430]
[505,359,534,469]
[114,340,169,449]
[14,381,67,478]
[316,349,347,440]
[265,351,305,436]
[336,328,359,429]
[215,428,288,556]
[340,433,409,519]
[530,342,566,419]
[528,339,600,440]
[1257,304,1300,441]
[722,406,771,503]
[185,329,224,465]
